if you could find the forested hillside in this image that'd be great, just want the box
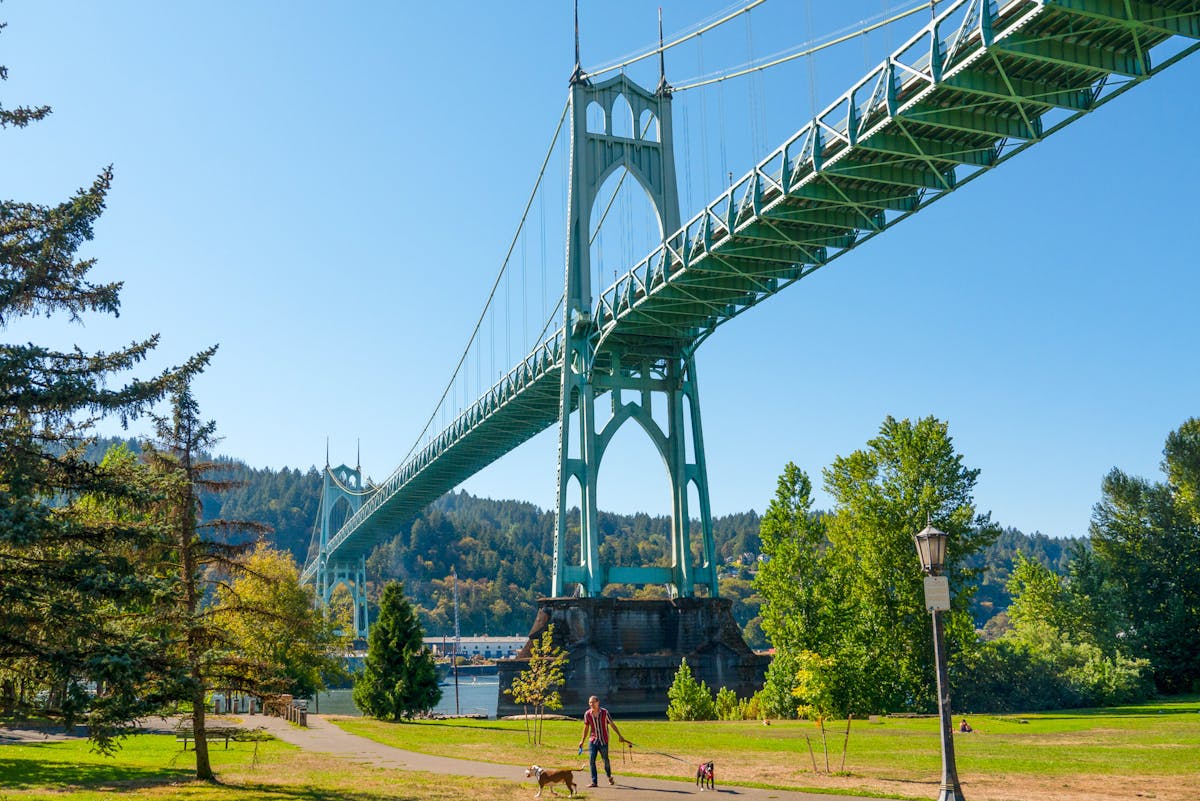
[83,438,320,562]
[83,437,1077,646]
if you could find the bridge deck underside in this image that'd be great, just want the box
[596,0,1198,350]
[304,0,1198,584]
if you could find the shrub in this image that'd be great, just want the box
[759,649,801,719]
[715,687,747,720]
[666,658,716,721]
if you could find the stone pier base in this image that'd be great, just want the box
[496,597,769,718]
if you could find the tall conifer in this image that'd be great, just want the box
[1,35,210,749]
[353,581,442,720]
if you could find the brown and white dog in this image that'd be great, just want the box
[525,765,576,797]
[696,760,715,791]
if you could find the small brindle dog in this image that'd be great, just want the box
[696,760,715,791]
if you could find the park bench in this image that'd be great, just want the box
[174,724,240,750]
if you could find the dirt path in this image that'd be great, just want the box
[247,713,875,801]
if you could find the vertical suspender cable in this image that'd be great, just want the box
[745,11,761,163]
[806,1,819,117]
[718,60,729,187]
[698,35,712,201]
[505,243,511,370]
[522,216,528,355]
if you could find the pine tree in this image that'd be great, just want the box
[1,39,210,750]
[143,386,267,780]
[353,581,442,720]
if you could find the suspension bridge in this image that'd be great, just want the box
[301,0,1200,636]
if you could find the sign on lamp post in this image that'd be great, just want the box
[914,524,966,801]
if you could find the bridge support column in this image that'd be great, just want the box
[552,52,719,600]
[555,350,719,598]
[353,556,369,638]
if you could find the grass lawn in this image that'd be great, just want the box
[332,696,1200,801]
[2,698,1197,801]
[0,733,531,801]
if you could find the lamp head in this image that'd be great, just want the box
[914,523,948,575]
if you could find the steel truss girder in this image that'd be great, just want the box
[941,70,1096,109]
[897,104,1042,139]
[1047,0,1200,39]
[822,160,956,189]
[790,180,920,210]
[856,131,1000,166]
[995,34,1146,76]
[733,220,856,249]
[761,204,886,230]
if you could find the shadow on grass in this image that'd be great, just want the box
[0,745,191,790]
[0,753,435,801]
[1021,706,1200,721]
[216,781,478,801]
[352,719,520,735]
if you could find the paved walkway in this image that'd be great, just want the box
[247,714,874,801]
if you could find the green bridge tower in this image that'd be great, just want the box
[314,457,370,637]
[553,38,719,600]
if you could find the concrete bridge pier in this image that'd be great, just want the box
[497,597,768,718]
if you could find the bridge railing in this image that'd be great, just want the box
[593,0,1034,347]
[318,327,567,561]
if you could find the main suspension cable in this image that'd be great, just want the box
[401,99,570,464]
[673,0,932,92]
[585,0,767,80]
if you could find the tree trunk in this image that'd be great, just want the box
[191,675,213,780]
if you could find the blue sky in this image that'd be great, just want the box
[4,1,1198,541]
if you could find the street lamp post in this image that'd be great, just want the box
[914,523,966,801]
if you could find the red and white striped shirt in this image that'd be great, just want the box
[583,707,613,745]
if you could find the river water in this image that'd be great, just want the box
[308,676,499,718]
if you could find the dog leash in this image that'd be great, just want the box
[622,740,691,765]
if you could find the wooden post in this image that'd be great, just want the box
[840,714,853,772]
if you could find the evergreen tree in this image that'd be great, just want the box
[143,386,266,781]
[353,581,441,720]
[1,42,209,750]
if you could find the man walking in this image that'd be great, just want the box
[578,695,626,787]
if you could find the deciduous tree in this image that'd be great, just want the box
[753,463,829,716]
[213,543,349,700]
[666,658,715,721]
[818,416,997,714]
[504,623,568,744]
[1090,418,1200,693]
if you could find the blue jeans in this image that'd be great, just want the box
[588,740,611,784]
